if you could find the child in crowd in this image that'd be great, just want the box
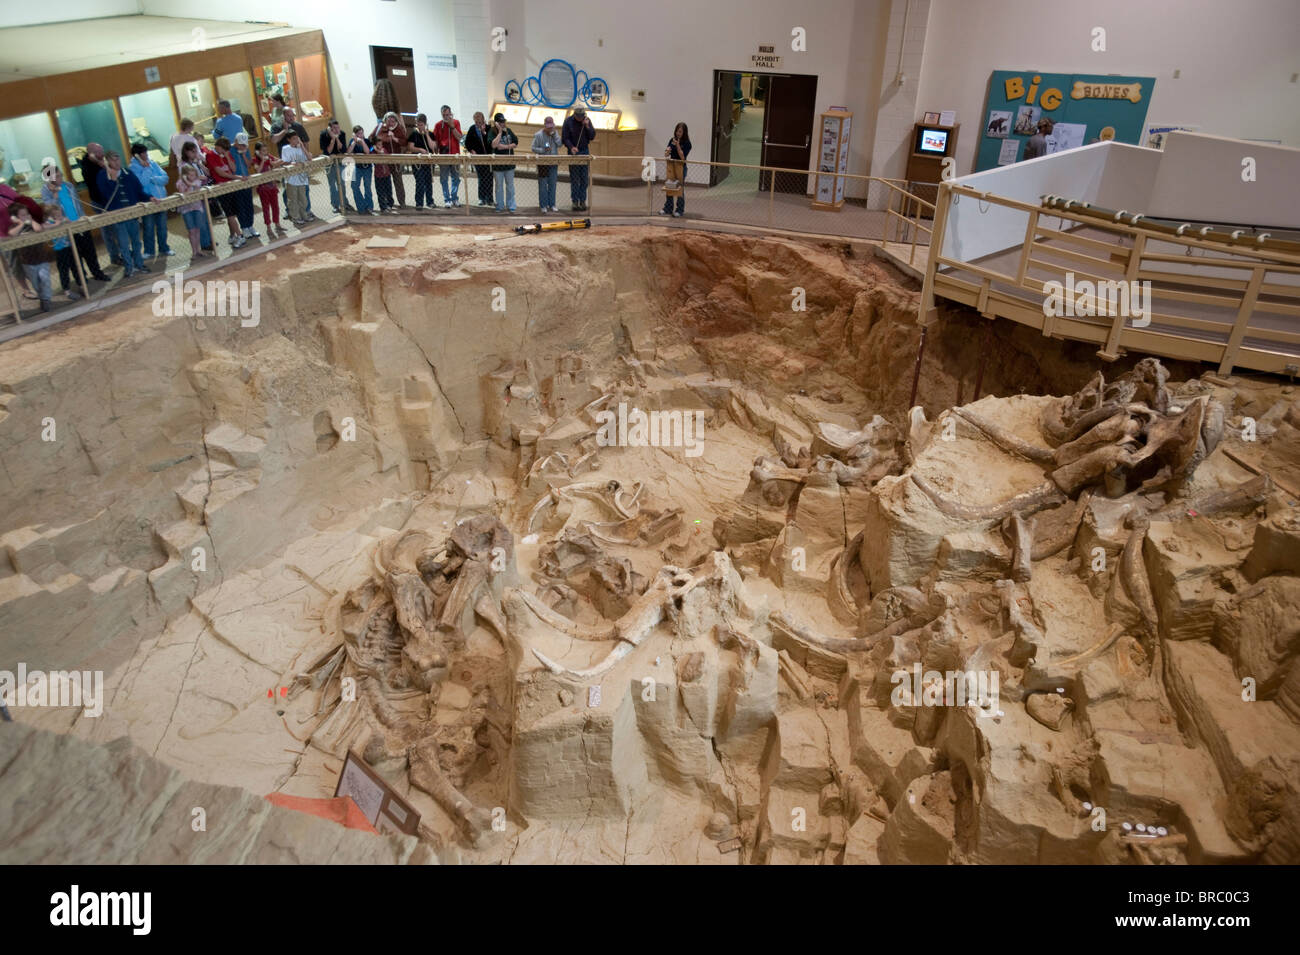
[41,203,81,301]
[176,163,211,258]
[347,125,375,214]
[7,204,55,312]
[279,132,311,225]
[253,142,284,236]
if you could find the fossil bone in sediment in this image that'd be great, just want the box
[1003,510,1035,582]
[951,406,1055,463]
[910,471,1066,523]
[526,479,644,534]
[523,555,730,680]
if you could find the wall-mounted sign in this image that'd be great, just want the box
[504,59,610,110]
[1071,80,1143,103]
[975,70,1154,172]
[427,54,457,70]
[143,65,160,83]
[751,45,782,69]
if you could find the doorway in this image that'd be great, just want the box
[371,46,417,118]
[710,70,817,192]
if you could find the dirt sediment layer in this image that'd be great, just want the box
[0,226,1294,863]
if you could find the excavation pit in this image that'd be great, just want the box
[1,224,1297,865]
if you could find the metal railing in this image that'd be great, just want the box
[921,181,1300,375]
[1,152,935,331]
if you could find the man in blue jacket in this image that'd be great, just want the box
[96,150,156,279]
[128,143,173,258]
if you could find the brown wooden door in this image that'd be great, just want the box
[760,73,818,193]
[710,70,740,186]
[371,46,416,118]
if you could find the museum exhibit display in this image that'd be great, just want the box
[0,7,1295,927]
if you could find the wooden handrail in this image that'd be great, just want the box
[930,182,1300,375]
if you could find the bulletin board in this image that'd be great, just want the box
[974,70,1155,172]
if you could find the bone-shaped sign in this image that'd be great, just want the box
[1070,80,1143,103]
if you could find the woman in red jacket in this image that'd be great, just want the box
[207,137,250,248]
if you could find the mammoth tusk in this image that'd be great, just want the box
[532,640,636,680]
[911,472,1066,523]
[769,610,865,654]
[516,589,617,641]
[526,491,557,534]
[952,407,1055,463]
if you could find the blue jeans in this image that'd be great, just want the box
[327,162,346,212]
[414,165,435,207]
[569,155,590,204]
[494,169,516,211]
[140,210,171,255]
[23,262,52,302]
[538,165,558,208]
[110,219,144,273]
[662,193,684,215]
[101,225,121,263]
[351,164,373,211]
[440,162,460,203]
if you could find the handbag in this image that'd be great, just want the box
[664,159,684,196]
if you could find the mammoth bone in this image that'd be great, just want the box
[518,553,731,680]
[526,479,644,534]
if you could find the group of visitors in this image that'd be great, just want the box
[0,97,327,310]
[2,94,695,313]
[338,105,599,215]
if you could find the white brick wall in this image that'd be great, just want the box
[454,0,492,117]
[868,0,931,201]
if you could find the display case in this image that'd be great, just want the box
[56,100,127,179]
[175,78,215,134]
[215,71,256,125]
[487,102,643,178]
[0,111,62,199]
[0,26,331,189]
[254,59,295,133]
[811,109,852,211]
[118,89,177,167]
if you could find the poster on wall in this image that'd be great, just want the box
[985,110,1012,138]
[1046,122,1087,154]
[974,70,1154,172]
[1142,123,1199,149]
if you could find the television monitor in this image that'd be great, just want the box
[917,127,949,154]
